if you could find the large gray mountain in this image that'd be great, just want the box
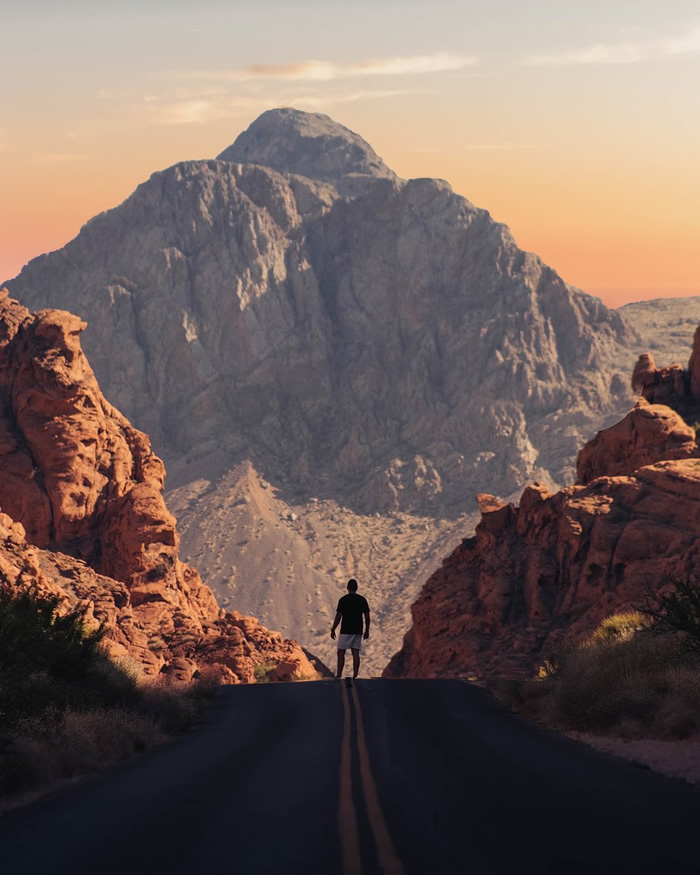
[5,108,639,671]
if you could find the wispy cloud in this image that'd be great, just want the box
[161,52,477,83]
[99,53,456,127]
[147,88,432,125]
[525,23,700,66]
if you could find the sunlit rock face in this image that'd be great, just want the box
[217,106,398,195]
[4,109,639,670]
[0,289,315,683]
[5,108,635,516]
[576,400,697,484]
[385,332,700,679]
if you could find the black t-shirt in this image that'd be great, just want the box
[336,593,370,634]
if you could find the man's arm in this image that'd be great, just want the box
[330,611,342,639]
[363,608,370,640]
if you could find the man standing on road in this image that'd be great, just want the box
[330,578,370,679]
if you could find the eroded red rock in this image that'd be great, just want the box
[632,327,700,417]
[576,399,698,484]
[385,329,700,679]
[385,462,700,679]
[0,289,315,683]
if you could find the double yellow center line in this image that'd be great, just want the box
[338,680,404,875]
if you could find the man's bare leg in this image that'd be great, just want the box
[336,648,346,678]
[351,648,360,679]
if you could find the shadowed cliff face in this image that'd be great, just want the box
[0,289,315,683]
[385,331,700,679]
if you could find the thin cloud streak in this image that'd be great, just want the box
[146,89,431,125]
[162,52,477,83]
[525,23,700,66]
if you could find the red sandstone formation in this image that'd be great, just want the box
[631,327,700,415]
[689,326,700,400]
[0,289,314,683]
[576,400,698,484]
[385,462,700,679]
[385,330,700,679]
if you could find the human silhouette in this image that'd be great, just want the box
[330,578,370,679]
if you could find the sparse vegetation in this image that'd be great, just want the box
[0,585,218,804]
[253,661,276,683]
[497,583,700,740]
[643,575,700,653]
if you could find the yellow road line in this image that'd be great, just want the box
[339,683,362,875]
[350,684,404,875]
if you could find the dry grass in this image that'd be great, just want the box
[0,673,218,805]
[495,615,700,740]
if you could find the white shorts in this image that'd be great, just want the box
[337,633,362,651]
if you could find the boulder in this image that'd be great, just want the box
[577,399,698,484]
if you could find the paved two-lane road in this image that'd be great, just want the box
[1,679,699,874]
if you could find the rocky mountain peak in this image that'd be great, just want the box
[216,107,397,195]
[6,109,641,671]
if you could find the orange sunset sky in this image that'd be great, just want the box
[2,0,698,308]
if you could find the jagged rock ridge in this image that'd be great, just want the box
[0,289,315,683]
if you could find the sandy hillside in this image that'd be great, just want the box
[167,459,475,676]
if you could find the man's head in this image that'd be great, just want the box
[347,578,358,592]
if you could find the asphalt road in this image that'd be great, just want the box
[1,679,700,875]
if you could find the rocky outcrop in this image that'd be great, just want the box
[385,461,700,679]
[631,325,700,421]
[386,332,700,679]
[688,327,700,399]
[576,400,698,484]
[0,289,314,683]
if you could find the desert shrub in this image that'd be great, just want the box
[0,587,138,730]
[586,611,647,646]
[253,661,276,684]
[643,575,700,653]
[512,612,700,738]
[0,587,219,802]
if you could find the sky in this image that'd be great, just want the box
[1,0,699,308]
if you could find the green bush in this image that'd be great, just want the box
[253,661,275,683]
[0,585,218,802]
[0,586,138,730]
